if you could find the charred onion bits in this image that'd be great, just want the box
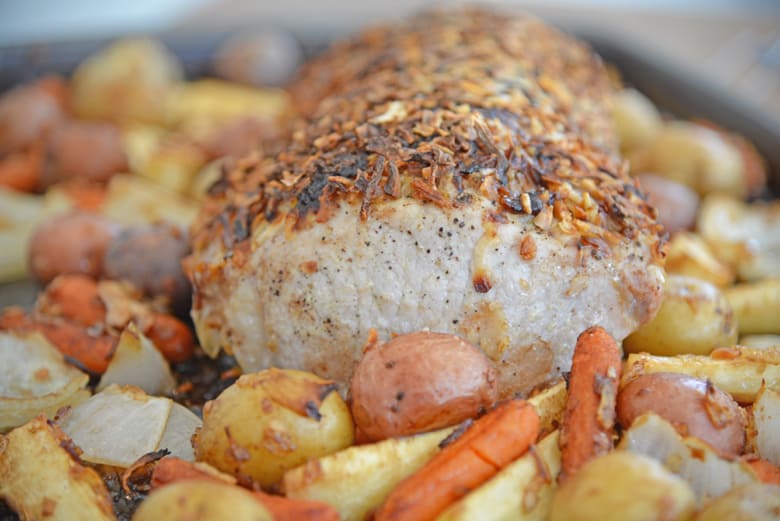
[193,368,354,488]
[617,372,746,459]
[187,9,666,398]
[349,331,498,442]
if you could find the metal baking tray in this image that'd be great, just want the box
[0,26,778,309]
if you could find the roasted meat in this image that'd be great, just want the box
[186,9,666,397]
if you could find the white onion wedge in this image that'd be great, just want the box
[159,403,201,462]
[753,385,780,466]
[59,385,172,468]
[619,413,755,505]
[0,331,89,432]
[97,324,175,395]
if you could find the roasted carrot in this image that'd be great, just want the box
[744,456,780,485]
[144,313,195,363]
[0,147,42,192]
[0,308,116,374]
[558,325,622,483]
[375,398,540,521]
[152,457,339,521]
[37,274,107,326]
[151,457,234,488]
[59,181,108,211]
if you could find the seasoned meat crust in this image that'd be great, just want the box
[187,9,666,397]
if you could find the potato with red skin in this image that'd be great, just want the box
[635,173,699,235]
[617,372,746,459]
[28,211,121,284]
[0,77,66,155]
[350,331,499,442]
[42,120,128,186]
[103,223,191,313]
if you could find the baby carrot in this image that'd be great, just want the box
[37,274,107,326]
[0,308,116,374]
[375,398,539,521]
[744,456,780,485]
[144,313,195,363]
[0,147,42,192]
[152,457,339,521]
[558,325,622,483]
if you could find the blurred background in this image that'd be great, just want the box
[1,0,779,118]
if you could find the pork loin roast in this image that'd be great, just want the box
[186,10,666,397]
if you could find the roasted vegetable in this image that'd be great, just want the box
[194,368,354,487]
[350,331,498,442]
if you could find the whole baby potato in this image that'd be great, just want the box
[132,480,272,521]
[70,38,182,124]
[635,173,699,235]
[623,274,737,357]
[549,451,695,521]
[28,211,121,284]
[194,368,354,488]
[103,223,191,313]
[694,483,780,521]
[617,372,745,458]
[350,331,498,442]
[43,121,128,186]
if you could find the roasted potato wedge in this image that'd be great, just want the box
[725,278,780,335]
[0,416,115,521]
[665,232,735,287]
[698,195,780,281]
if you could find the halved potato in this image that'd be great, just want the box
[623,349,780,403]
[725,278,780,335]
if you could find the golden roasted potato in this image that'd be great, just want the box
[164,79,288,136]
[349,331,498,441]
[194,368,354,487]
[725,278,780,335]
[642,121,746,197]
[70,38,182,124]
[548,451,695,521]
[664,232,735,287]
[0,188,49,282]
[102,174,198,229]
[697,194,780,281]
[623,274,738,357]
[610,88,662,152]
[27,211,121,284]
[617,373,745,458]
[132,480,272,521]
[694,483,780,521]
[0,416,115,521]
